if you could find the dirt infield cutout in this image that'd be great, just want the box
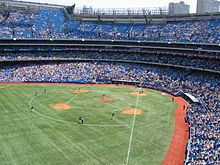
[74,90,90,93]
[122,109,143,115]
[52,104,72,110]
[129,92,147,96]
[97,98,114,101]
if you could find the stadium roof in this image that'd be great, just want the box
[9,0,198,13]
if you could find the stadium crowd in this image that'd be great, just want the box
[0,51,219,72]
[186,104,219,164]
[0,7,220,43]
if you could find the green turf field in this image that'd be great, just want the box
[0,84,177,165]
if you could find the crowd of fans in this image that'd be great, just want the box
[186,104,219,164]
[0,7,220,43]
[0,51,219,72]
[0,10,34,38]
[0,8,65,39]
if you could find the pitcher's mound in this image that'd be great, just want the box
[52,104,72,110]
[122,109,142,115]
[74,90,90,93]
[129,92,147,96]
[97,98,113,101]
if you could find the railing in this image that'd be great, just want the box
[184,126,192,165]
[73,7,168,16]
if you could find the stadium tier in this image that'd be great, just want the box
[0,6,220,43]
[0,50,219,71]
[0,1,220,165]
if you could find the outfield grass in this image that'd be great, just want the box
[0,84,177,165]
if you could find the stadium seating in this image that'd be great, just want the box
[0,51,219,71]
[0,7,220,43]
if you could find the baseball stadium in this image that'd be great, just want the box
[0,0,219,165]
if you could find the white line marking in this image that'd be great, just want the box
[125,93,140,165]
[31,109,130,127]
[0,86,9,89]
[65,93,80,104]
[29,93,43,108]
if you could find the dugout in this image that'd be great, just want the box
[181,93,200,104]
[112,79,139,86]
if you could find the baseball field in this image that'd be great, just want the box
[0,83,178,165]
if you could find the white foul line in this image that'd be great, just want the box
[125,94,140,165]
[0,86,9,89]
[65,93,80,104]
